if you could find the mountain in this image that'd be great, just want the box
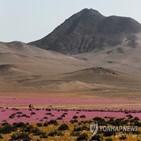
[1,9,141,99]
[29,8,141,55]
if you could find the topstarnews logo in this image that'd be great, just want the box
[90,121,138,136]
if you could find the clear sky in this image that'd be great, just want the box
[0,0,141,43]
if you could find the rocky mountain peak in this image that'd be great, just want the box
[29,8,141,55]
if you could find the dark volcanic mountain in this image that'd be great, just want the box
[30,8,141,55]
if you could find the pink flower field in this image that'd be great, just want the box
[0,96,141,109]
[1,107,141,123]
[1,96,141,123]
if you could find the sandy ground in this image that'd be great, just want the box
[0,92,141,110]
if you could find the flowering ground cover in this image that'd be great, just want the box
[0,95,141,124]
[0,107,141,124]
[0,95,141,140]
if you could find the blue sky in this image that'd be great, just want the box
[0,0,141,42]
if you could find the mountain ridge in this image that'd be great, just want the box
[29,8,141,55]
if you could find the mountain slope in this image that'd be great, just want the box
[0,39,141,99]
[29,8,141,55]
[0,41,88,73]
[0,41,90,81]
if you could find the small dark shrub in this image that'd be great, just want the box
[30,112,36,115]
[31,127,43,136]
[45,108,51,111]
[58,124,69,131]
[90,135,103,141]
[16,112,23,114]
[9,113,16,119]
[24,125,34,133]
[48,120,58,125]
[48,131,57,136]
[105,138,113,141]
[56,131,64,136]
[1,122,9,126]
[76,133,88,141]
[57,117,63,120]
[71,131,80,136]
[46,112,52,115]
[80,115,86,118]
[36,123,43,127]
[0,134,3,139]
[126,114,133,119]
[43,116,48,119]
[61,114,66,117]
[93,117,106,125]
[10,132,31,141]
[73,115,78,119]
[13,122,27,129]
[113,119,124,126]
[134,117,140,121]
[39,132,48,138]
[43,122,48,126]
[70,119,78,123]
[103,131,115,137]
[0,123,13,134]
[119,135,127,140]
